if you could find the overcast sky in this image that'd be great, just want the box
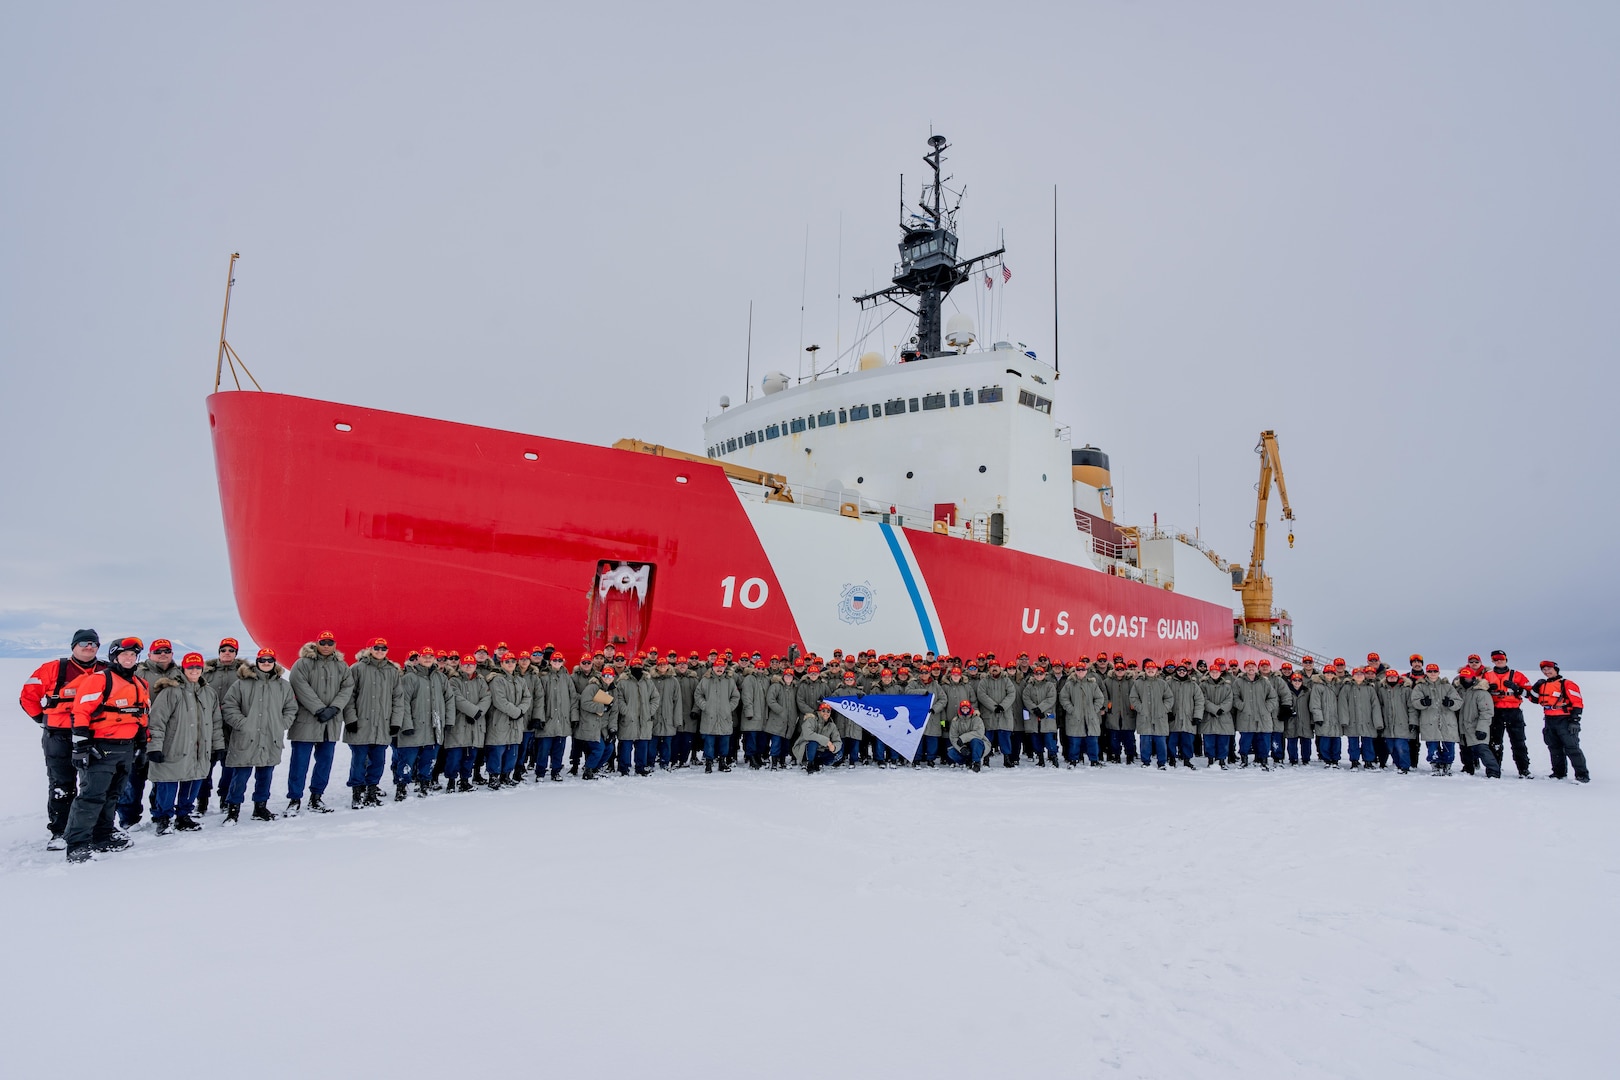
[2,2,1615,666]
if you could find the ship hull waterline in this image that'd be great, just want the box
[208,391,1268,665]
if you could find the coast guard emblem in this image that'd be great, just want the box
[838,582,876,625]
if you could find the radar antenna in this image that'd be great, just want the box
[853,135,1004,360]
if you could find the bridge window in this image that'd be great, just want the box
[726,438,738,452]
[1033,395,1052,414]
[838,408,848,423]
[765,424,780,440]
[790,417,806,434]
[849,404,870,421]
[963,389,974,405]
[908,397,919,412]
[923,393,946,411]
[1018,390,1037,409]
[744,431,757,446]
[979,386,1004,404]
[884,397,907,416]
[819,410,837,427]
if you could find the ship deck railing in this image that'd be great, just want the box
[727,478,1012,545]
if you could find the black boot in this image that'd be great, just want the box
[394,783,408,802]
[175,814,202,831]
[154,817,173,835]
[252,802,277,821]
[416,779,431,797]
[582,767,598,780]
[351,787,364,809]
[719,759,732,772]
[309,793,333,813]
[458,776,474,792]
[196,793,210,816]
[285,798,302,817]
[806,758,820,774]
[704,760,714,774]
[972,760,982,773]
[224,803,241,824]
[364,784,383,807]
[550,769,563,782]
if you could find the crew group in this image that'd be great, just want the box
[19,630,1591,863]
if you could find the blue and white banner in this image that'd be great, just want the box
[823,694,933,762]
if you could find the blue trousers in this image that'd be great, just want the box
[1426,741,1456,766]
[1030,731,1059,758]
[1204,733,1232,762]
[441,746,477,780]
[741,731,767,759]
[701,734,731,763]
[348,744,388,787]
[1108,729,1136,759]
[287,740,336,799]
[1169,731,1195,761]
[1287,736,1313,764]
[917,735,940,762]
[673,732,694,763]
[989,729,1014,757]
[151,779,202,818]
[767,734,789,760]
[946,738,985,765]
[873,738,902,763]
[578,740,610,771]
[804,743,837,767]
[1138,734,1168,766]
[485,743,518,776]
[1269,732,1285,760]
[841,737,862,764]
[1238,732,1267,760]
[223,765,274,805]
[1347,736,1376,764]
[1316,736,1343,763]
[516,731,536,769]
[1388,736,1412,770]
[393,744,439,784]
[617,738,652,773]
[1065,735,1100,763]
[535,736,568,773]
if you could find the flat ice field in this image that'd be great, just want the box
[2,659,1613,1078]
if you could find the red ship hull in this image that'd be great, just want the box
[208,391,1264,665]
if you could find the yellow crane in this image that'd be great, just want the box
[1232,429,1295,631]
[612,439,795,503]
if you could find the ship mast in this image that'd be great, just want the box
[854,135,1004,359]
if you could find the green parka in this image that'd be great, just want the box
[1338,680,1384,738]
[344,654,404,745]
[147,675,223,783]
[1410,677,1461,742]
[1020,676,1058,734]
[576,676,621,743]
[398,665,452,748]
[221,662,297,768]
[483,668,532,746]
[1166,674,1206,735]
[445,670,490,749]
[792,711,842,763]
[1059,672,1105,737]
[534,667,579,739]
[288,644,356,743]
[1200,675,1237,735]
[1129,674,1176,737]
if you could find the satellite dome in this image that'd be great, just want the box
[761,371,790,395]
[945,313,976,349]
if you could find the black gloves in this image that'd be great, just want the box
[389,725,401,736]
[1031,708,1045,720]
[345,720,360,734]
[211,749,226,763]
[316,705,340,723]
[1420,695,1433,707]
[1474,732,1487,742]
[71,738,102,769]
[690,709,701,721]
[147,750,165,764]
[526,719,540,732]
[1569,708,1583,722]
[31,713,45,726]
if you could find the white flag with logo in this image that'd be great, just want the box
[823,694,933,761]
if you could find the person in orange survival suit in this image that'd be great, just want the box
[18,628,109,851]
[62,636,151,863]
[1481,650,1535,778]
[1532,660,1589,783]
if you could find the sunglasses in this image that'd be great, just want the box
[257,657,276,664]
[219,647,238,653]
[317,639,335,645]
[374,645,389,652]
[152,648,173,655]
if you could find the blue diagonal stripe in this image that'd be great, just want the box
[879,521,938,654]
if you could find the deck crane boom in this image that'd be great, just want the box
[613,439,795,503]
[1234,429,1295,631]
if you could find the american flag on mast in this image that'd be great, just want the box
[1002,263,1012,283]
[984,273,993,290]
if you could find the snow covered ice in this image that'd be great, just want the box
[2,658,1614,1078]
